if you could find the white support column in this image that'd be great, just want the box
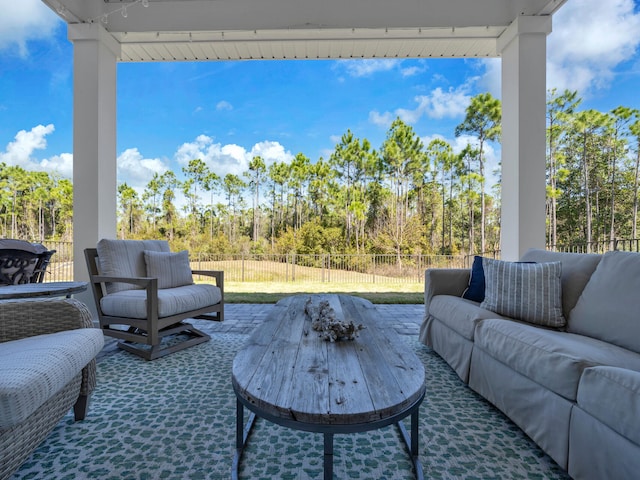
[68,24,120,307]
[498,16,551,260]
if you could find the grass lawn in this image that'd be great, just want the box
[223,281,423,304]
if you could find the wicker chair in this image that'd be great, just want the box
[0,239,56,285]
[0,298,104,480]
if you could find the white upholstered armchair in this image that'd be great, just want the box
[84,239,224,360]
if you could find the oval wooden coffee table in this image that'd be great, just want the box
[232,294,426,479]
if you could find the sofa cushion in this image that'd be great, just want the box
[0,328,104,429]
[480,258,565,327]
[430,295,509,340]
[576,366,640,447]
[100,283,222,319]
[97,239,171,294]
[568,251,640,354]
[474,319,640,401]
[519,249,602,317]
[144,250,193,289]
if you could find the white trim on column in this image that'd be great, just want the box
[498,16,551,260]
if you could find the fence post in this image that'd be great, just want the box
[322,254,326,283]
[292,253,296,282]
[372,254,376,284]
[242,254,245,282]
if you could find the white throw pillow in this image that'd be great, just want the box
[480,257,565,327]
[144,250,194,289]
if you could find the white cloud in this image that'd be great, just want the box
[477,58,501,98]
[2,124,53,164]
[338,59,400,77]
[0,124,73,177]
[0,0,60,57]
[40,153,73,178]
[249,141,293,164]
[370,85,471,127]
[117,148,170,191]
[400,64,427,77]
[547,0,640,93]
[174,135,294,178]
[369,110,395,128]
[216,100,233,111]
[474,0,640,99]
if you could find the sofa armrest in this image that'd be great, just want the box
[0,298,99,400]
[424,268,470,316]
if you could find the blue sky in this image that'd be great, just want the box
[1,0,640,205]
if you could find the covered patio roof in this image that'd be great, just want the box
[41,0,568,296]
[45,0,565,60]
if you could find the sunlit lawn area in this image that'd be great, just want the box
[224,281,423,304]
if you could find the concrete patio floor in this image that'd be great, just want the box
[209,303,424,336]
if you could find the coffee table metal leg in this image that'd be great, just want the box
[232,399,256,480]
[396,409,424,480]
[324,432,334,480]
[412,409,419,456]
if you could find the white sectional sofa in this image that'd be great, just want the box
[419,249,640,479]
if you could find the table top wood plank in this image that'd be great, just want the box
[342,295,425,412]
[334,295,420,419]
[284,327,331,423]
[233,297,309,418]
[319,294,376,422]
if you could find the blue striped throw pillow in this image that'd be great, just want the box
[480,257,565,327]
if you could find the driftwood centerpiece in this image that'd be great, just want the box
[304,297,364,342]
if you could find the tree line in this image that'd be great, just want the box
[1,90,639,257]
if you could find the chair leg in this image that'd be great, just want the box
[117,323,211,361]
[74,394,90,420]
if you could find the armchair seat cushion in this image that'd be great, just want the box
[0,328,105,429]
[100,284,222,319]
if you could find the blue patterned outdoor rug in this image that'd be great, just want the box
[13,331,569,479]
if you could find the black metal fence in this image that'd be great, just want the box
[38,241,466,284]
[34,237,640,283]
[552,239,640,254]
[190,253,467,284]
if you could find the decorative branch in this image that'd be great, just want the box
[304,297,364,342]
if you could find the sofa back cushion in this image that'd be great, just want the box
[97,239,170,294]
[519,249,602,317]
[568,250,640,354]
[480,257,565,327]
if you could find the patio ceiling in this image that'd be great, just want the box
[45,0,566,61]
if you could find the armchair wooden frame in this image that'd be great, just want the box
[85,247,224,360]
